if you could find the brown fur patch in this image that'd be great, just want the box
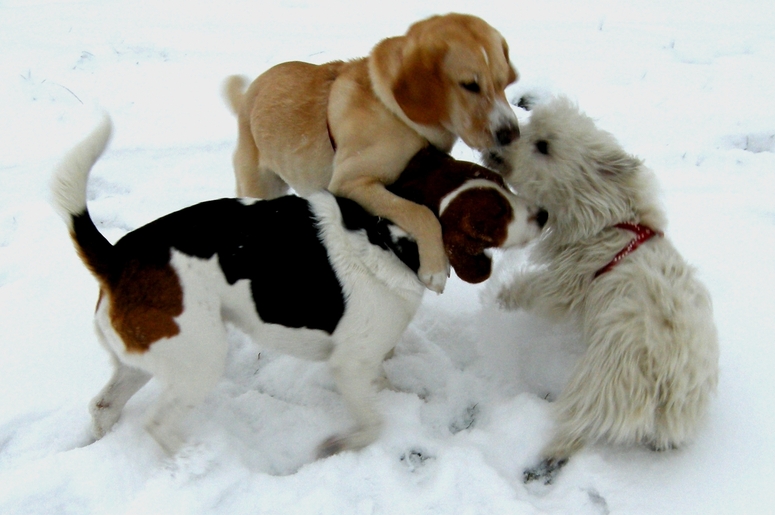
[392,44,449,126]
[108,259,183,353]
[387,146,505,215]
[440,188,513,283]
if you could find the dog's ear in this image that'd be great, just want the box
[440,188,512,283]
[442,225,493,283]
[502,40,518,85]
[594,147,642,177]
[448,243,493,284]
[392,41,449,126]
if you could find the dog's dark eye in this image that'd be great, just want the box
[536,140,549,155]
[460,81,481,94]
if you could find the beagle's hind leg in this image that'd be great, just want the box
[143,321,230,454]
[90,323,151,440]
[317,287,417,457]
[90,356,151,440]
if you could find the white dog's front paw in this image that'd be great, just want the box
[496,281,527,311]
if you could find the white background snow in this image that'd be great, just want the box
[1,0,774,513]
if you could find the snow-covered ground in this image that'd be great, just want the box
[1,0,774,513]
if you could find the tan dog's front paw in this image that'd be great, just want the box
[419,258,450,294]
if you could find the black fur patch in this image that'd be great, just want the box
[114,196,345,334]
[335,197,420,274]
[111,195,419,336]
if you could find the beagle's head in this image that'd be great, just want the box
[373,13,520,151]
[388,146,546,284]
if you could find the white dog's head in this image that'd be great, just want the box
[485,97,665,243]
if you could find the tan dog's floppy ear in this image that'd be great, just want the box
[392,41,448,126]
[502,40,518,85]
[440,188,512,283]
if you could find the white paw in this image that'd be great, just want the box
[372,370,397,392]
[496,283,524,310]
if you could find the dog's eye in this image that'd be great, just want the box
[460,81,481,94]
[536,140,549,155]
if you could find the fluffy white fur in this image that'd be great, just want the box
[489,97,719,483]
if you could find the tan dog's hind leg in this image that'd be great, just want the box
[225,75,281,198]
[233,116,289,199]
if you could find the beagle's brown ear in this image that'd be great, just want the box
[391,42,449,126]
[440,188,513,283]
[445,232,493,284]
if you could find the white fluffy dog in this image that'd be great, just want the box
[486,97,719,483]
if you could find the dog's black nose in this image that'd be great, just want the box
[496,124,520,146]
[536,208,549,228]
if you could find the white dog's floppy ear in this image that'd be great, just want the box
[594,148,642,177]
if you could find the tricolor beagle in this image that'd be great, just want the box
[51,117,543,457]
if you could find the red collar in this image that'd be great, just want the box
[594,223,663,278]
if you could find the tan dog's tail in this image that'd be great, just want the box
[50,115,117,285]
[223,75,248,115]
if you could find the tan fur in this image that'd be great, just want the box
[224,13,519,292]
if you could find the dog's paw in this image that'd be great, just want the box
[317,435,349,459]
[496,283,525,310]
[645,438,677,452]
[523,457,568,485]
[419,267,449,294]
[146,422,185,456]
[317,422,381,459]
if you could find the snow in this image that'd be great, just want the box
[1,0,774,513]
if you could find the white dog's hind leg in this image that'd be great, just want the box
[525,316,662,483]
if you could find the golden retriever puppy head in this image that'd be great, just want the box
[373,13,520,151]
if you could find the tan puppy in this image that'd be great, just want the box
[224,13,520,293]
